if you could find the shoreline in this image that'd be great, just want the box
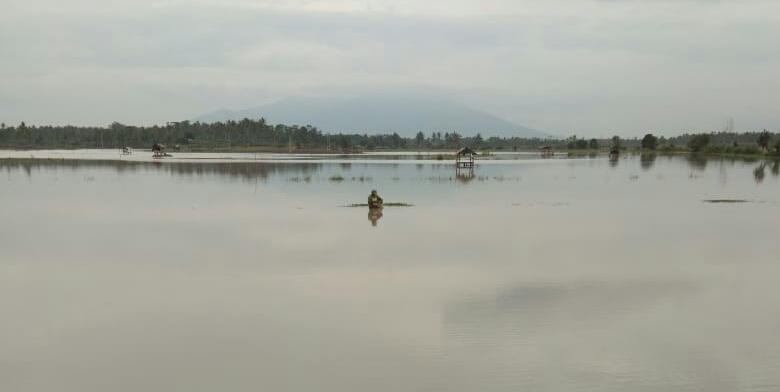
[1,146,778,162]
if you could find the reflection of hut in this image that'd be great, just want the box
[456,171,476,183]
[539,146,553,157]
[456,147,477,169]
[609,146,619,160]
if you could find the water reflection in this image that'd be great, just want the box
[608,155,618,168]
[456,168,475,183]
[0,159,323,182]
[444,280,698,337]
[750,160,780,184]
[687,154,708,171]
[639,153,656,171]
[367,208,383,227]
[3,153,780,392]
[753,162,766,183]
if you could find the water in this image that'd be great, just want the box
[1,151,779,391]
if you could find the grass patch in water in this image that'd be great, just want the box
[703,199,750,203]
[329,175,345,181]
[343,202,414,207]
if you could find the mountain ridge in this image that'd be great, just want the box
[195,96,548,139]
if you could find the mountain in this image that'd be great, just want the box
[195,96,548,138]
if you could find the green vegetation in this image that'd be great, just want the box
[612,136,622,150]
[757,130,772,152]
[687,134,711,152]
[641,133,658,150]
[328,175,345,181]
[566,136,589,150]
[703,199,751,203]
[0,119,778,160]
[0,119,554,152]
[344,203,413,207]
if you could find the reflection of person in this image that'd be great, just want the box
[368,209,383,227]
[368,189,383,208]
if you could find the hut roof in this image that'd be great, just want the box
[456,147,478,156]
[152,143,166,151]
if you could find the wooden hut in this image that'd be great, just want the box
[538,146,553,157]
[455,147,477,169]
[152,143,169,158]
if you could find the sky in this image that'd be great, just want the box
[1,0,779,137]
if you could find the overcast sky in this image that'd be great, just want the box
[1,0,779,136]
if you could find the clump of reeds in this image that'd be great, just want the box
[343,202,414,207]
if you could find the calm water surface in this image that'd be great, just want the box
[1,151,779,391]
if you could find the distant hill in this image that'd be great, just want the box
[195,96,548,138]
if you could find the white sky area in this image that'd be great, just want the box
[1,0,779,136]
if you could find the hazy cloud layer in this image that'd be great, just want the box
[1,0,779,136]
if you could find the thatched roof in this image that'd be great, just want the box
[456,147,477,156]
[152,143,166,151]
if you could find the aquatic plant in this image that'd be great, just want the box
[343,203,413,207]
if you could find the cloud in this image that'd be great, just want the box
[1,0,779,135]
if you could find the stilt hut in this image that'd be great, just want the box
[539,146,553,157]
[152,143,168,158]
[455,147,476,179]
[455,147,477,169]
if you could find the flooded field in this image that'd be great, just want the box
[2,151,779,391]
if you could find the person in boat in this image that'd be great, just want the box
[368,189,383,208]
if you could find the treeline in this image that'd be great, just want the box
[630,130,780,156]
[0,118,777,154]
[0,118,556,151]
[0,119,327,150]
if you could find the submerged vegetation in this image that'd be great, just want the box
[344,203,414,207]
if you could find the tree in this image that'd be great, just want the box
[774,140,780,155]
[415,131,425,148]
[589,138,598,149]
[687,133,711,152]
[757,130,772,152]
[611,136,621,149]
[337,134,351,150]
[641,133,658,150]
[575,139,588,149]
[1,123,5,129]
[473,133,483,147]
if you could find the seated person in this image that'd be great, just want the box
[368,189,383,208]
